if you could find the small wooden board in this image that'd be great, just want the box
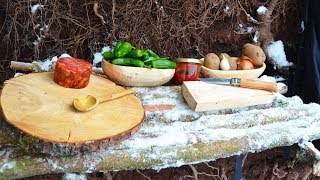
[0,72,145,144]
[182,81,274,112]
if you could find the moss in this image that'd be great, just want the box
[177,138,249,162]
[102,151,162,170]
[0,156,50,178]
[0,134,16,145]
[18,135,35,153]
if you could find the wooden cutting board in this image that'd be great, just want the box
[0,72,145,144]
[182,81,274,112]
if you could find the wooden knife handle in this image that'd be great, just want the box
[239,79,278,92]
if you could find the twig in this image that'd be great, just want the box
[272,162,287,178]
[93,0,106,25]
[188,164,220,180]
[136,169,151,180]
[237,1,260,25]
[242,153,248,167]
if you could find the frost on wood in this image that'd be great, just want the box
[1,85,320,178]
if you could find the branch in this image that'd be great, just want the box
[10,61,104,74]
[268,0,280,16]
[237,1,260,25]
[93,0,106,25]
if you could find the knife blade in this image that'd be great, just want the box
[198,78,278,92]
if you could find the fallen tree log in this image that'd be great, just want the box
[1,84,320,178]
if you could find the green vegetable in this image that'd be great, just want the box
[126,49,145,58]
[113,42,123,53]
[144,57,169,65]
[111,58,145,67]
[102,51,115,60]
[147,49,160,58]
[141,52,150,61]
[114,42,133,57]
[151,59,177,69]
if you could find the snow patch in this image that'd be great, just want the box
[14,73,25,77]
[258,75,285,82]
[267,40,294,68]
[59,53,72,58]
[253,31,259,43]
[257,6,268,14]
[0,161,16,173]
[224,5,230,12]
[93,52,103,66]
[62,173,87,180]
[31,4,44,14]
[102,46,112,53]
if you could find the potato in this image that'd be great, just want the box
[203,53,220,70]
[242,43,266,67]
[227,57,238,70]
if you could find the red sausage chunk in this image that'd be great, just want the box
[54,57,92,89]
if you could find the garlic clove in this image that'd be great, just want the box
[220,54,230,71]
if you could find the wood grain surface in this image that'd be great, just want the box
[0,72,145,144]
[182,81,274,112]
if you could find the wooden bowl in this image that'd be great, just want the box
[101,59,175,86]
[200,63,266,79]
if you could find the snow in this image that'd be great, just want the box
[267,40,294,68]
[257,6,268,14]
[31,4,44,14]
[62,173,87,180]
[253,31,259,43]
[14,73,25,77]
[93,46,112,66]
[0,161,16,173]
[299,141,320,160]
[93,53,103,66]
[224,5,230,12]
[59,53,72,58]
[258,75,285,82]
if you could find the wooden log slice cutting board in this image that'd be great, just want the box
[182,81,275,112]
[0,72,145,145]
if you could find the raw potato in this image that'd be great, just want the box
[242,43,266,67]
[203,53,220,70]
[227,57,238,70]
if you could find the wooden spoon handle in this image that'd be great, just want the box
[101,88,135,102]
[240,79,278,92]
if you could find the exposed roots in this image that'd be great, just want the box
[1,0,302,64]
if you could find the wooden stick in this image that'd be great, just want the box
[10,61,104,74]
[10,61,39,72]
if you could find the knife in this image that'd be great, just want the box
[198,78,278,92]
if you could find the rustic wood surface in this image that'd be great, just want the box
[0,72,144,147]
[0,83,320,179]
[182,81,274,111]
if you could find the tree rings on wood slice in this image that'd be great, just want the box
[0,72,145,155]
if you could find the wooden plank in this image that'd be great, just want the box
[182,81,274,112]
